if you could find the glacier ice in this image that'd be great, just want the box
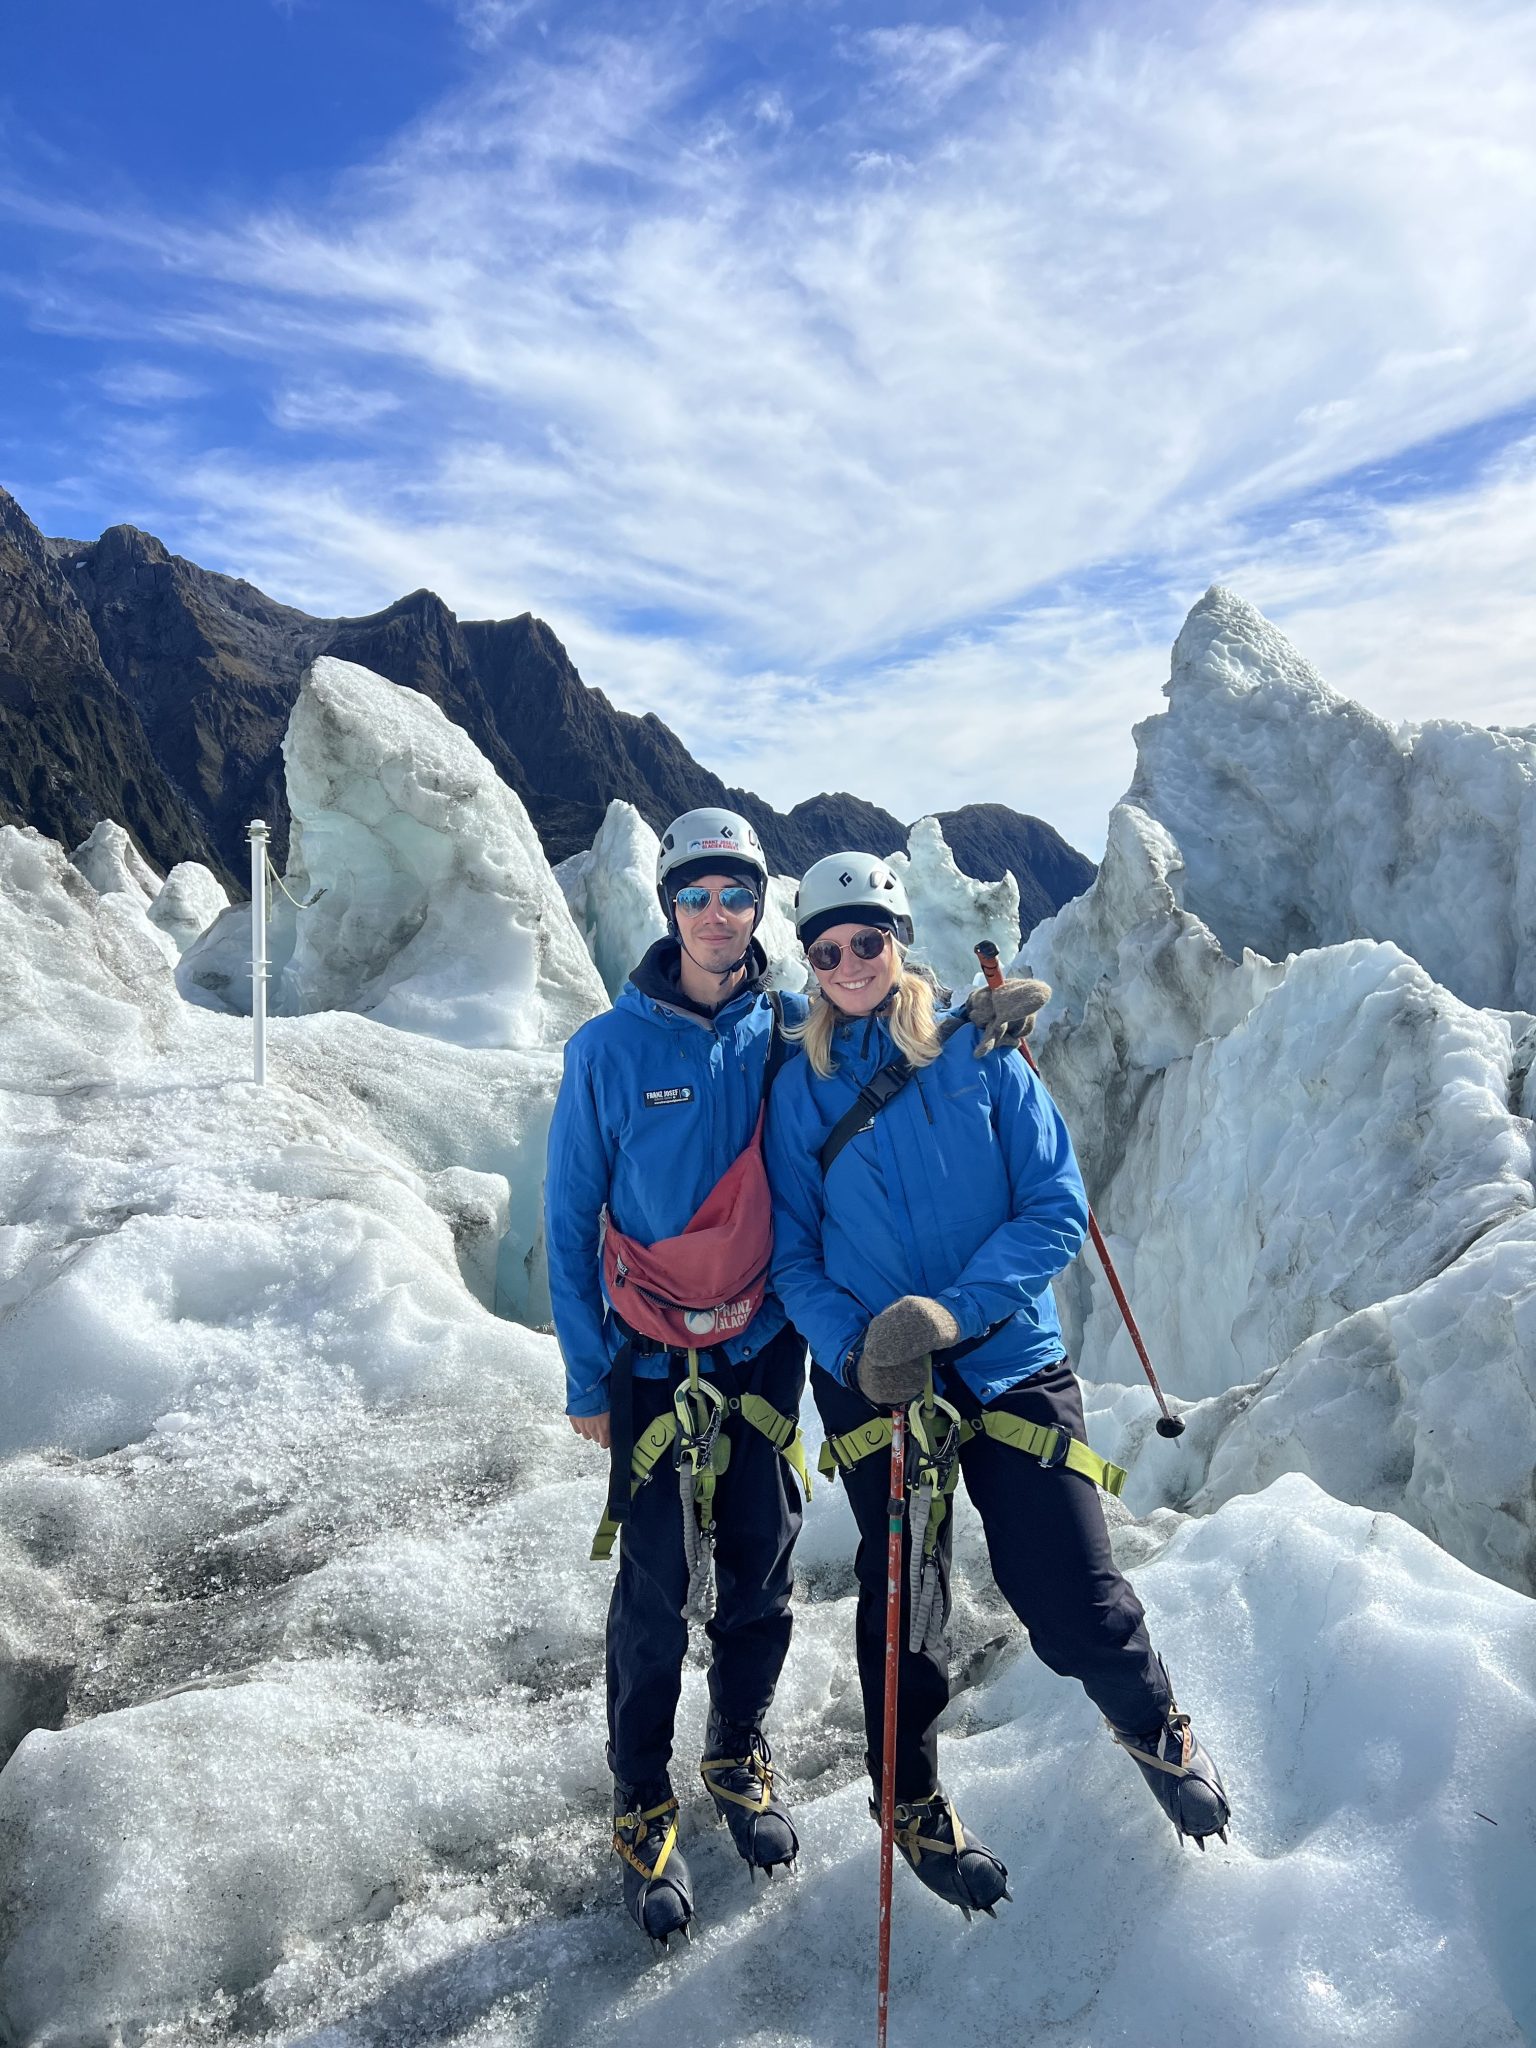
[148,860,231,956]
[71,818,162,909]
[1017,611,1536,1597]
[2,589,1535,2048]
[278,656,606,1050]
[552,799,668,999]
[892,814,1021,995]
[1130,585,1536,1012]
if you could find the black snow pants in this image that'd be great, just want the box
[814,1354,1170,1803]
[606,1322,806,1791]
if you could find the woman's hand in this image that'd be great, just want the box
[965,976,1051,1056]
[569,1412,612,1448]
[855,1296,961,1405]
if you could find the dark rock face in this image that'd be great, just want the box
[0,491,219,882]
[4,486,1095,919]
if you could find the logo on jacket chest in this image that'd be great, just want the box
[643,1085,696,1108]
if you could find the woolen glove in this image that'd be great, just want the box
[855,1295,962,1407]
[965,977,1051,1057]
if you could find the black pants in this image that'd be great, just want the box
[607,1323,807,1790]
[814,1356,1170,1802]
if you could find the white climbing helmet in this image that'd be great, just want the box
[655,807,769,898]
[793,852,914,947]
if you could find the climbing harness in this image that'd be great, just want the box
[589,1354,810,1571]
[819,1387,1127,1501]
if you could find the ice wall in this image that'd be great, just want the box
[1131,586,1536,1011]
[893,815,1021,994]
[1016,609,1536,1595]
[279,656,606,1050]
[553,799,667,999]
[148,861,230,956]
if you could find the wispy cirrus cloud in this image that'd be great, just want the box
[4,0,1536,856]
[94,362,206,407]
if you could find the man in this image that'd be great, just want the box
[544,808,809,1945]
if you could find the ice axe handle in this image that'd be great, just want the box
[974,941,1006,990]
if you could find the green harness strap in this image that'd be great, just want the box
[590,1390,812,1562]
[819,1406,1127,1500]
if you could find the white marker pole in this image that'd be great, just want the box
[249,819,269,1086]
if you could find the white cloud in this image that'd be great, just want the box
[7,0,1536,855]
[92,362,204,407]
[858,24,1006,116]
[268,379,404,433]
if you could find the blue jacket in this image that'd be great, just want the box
[765,1011,1089,1402]
[545,940,809,1416]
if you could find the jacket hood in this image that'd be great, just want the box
[628,936,769,1020]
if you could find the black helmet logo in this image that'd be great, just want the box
[838,870,853,887]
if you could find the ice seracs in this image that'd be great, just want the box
[147,861,231,956]
[279,656,606,1050]
[553,799,667,999]
[1019,606,1536,1596]
[1131,585,1536,1012]
[892,815,1021,995]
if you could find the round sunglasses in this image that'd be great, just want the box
[673,883,759,916]
[806,928,891,973]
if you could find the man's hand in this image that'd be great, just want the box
[569,1412,612,1448]
[965,977,1051,1057]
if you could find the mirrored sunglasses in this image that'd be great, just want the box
[806,928,890,973]
[673,883,759,916]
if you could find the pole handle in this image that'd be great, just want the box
[974,940,1006,990]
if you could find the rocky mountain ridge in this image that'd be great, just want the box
[4,486,1093,918]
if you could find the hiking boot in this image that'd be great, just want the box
[699,1707,799,1875]
[613,1779,694,1945]
[871,1788,1010,1921]
[1111,1679,1231,1848]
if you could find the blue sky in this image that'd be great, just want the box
[4,0,1536,858]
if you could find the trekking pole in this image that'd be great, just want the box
[876,1398,908,2048]
[974,942,1185,1438]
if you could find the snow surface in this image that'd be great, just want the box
[2,598,1534,2047]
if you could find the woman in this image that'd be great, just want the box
[765,853,1229,1916]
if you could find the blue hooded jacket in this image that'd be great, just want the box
[765,1007,1089,1402]
[545,938,809,1417]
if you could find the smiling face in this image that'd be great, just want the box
[671,870,759,978]
[807,921,901,1016]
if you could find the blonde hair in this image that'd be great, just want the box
[789,953,944,1079]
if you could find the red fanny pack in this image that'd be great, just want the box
[602,1107,773,1347]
